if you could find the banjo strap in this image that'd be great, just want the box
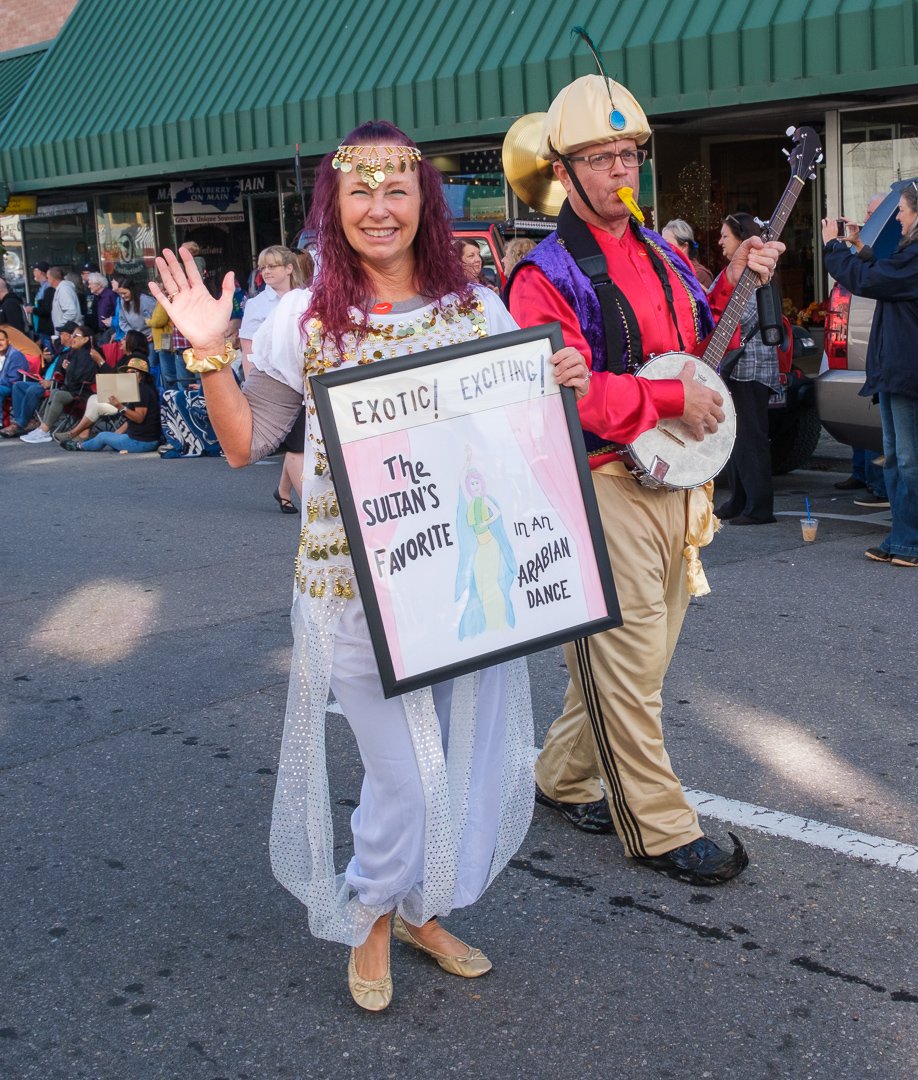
[636,220,687,352]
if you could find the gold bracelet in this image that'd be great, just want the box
[182,341,236,374]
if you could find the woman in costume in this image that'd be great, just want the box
[150,120,590,1012]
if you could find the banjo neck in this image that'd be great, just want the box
[699,173,806,373]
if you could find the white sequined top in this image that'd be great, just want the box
[252,285,518,602]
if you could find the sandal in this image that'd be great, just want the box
[273,488,298,515]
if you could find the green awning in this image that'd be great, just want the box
[2,0,917,192]
[0,43,47,123]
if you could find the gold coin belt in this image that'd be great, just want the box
[295,521,355,599]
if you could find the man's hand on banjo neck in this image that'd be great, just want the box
[676,233,784,442]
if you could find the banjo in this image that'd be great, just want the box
[625,125,823,490]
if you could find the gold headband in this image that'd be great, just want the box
[332,144,422,189]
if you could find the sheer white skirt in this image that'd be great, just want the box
[269,590,535,946]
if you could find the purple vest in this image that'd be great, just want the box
[516,225,714,372]
[511,224,715,453]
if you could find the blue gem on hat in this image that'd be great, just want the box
[610,109,626,131]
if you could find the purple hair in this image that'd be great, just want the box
[302,120,471,354]
[464,468,486,496]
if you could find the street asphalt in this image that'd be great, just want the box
[2,433,916,1080]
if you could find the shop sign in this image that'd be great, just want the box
[149,185,172,204]
[2,194,38,215]
[238,173,276,194]
[171,179,244,224]
[35,201,89,217]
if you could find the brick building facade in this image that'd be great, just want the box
[2,0,77,49]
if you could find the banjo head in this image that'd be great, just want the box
[626,352,736,490]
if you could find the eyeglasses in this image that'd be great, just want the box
[258,262,282,271]
[567,149,647,170]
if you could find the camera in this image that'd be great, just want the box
[836,218,847,238]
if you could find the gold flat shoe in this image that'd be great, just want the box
[347,935,393,1012]
[392,913,492,978]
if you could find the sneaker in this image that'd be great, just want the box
[52,430,73,443]
[20,428,53,444]
[891,554,918,567]
[833,476,867,490]
[0,423,24,438]
[636,833,749,885]
[853,494,890,508]
[60,440,83,451]
[535,786,614,834]
[865,547,892,562]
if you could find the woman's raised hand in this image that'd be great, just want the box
[149,248,235,354]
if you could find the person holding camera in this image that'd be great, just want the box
[824,185,918,567]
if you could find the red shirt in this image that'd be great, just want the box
[510,224,732,463]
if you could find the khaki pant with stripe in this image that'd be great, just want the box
[534,463,703,858]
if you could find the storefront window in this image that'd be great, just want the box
[96,193,155,280]
[280,170,313,249]
[436,148,506,222]
[0,215,26,296]
[21,203,99,301]
[841,106,918,218]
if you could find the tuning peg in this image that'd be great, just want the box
[786,126,796,137]
[816,153,824,163]
[782,148,790,157]
[809,171,817,179]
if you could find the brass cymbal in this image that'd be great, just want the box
[502,113,566,217]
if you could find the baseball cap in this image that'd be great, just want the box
[33,260,51,272]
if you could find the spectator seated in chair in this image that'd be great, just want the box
[0,328,31,412]
[60,355,161,454]
[20,324,101,443]
[54,330,148,443]
[1,343,58,437]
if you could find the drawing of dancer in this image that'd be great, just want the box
[455,452,516,638]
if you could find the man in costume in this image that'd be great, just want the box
[505,73,784,884]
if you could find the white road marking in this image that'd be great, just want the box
[686,789,918,874]
[326,700,917,874]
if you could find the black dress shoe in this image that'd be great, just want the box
[535,786,614,834]
[714,504,738,520]
[834,476,867,490]
[636,832,749,885]
[273,487,298,514]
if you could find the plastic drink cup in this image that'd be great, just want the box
[800,517,818,542]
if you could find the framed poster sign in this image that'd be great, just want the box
[311,324,621,697]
